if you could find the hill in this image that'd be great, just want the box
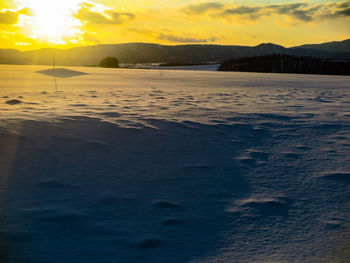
[0,39,349,66]
[292,39,350,53]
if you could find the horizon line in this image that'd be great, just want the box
[2,38,349,52]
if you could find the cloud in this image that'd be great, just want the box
[105,10,135,24]
[336,8,350,16]
[219,6,262,20]
[158,33,216,43]
[0,9,19,24]
[181,1,350,23]
[221,6,261,16]
[325,1,350,18]
[215,3,320,22]
[0,7,33,25]
[181,2,224,15]
[75,2,135,24]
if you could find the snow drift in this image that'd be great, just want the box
[0,65,349,263]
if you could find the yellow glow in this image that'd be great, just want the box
[0,0,348,50]
[17,0,83,44]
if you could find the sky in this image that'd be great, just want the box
[0,0,349,50]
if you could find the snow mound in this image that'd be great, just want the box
[36,68,87,78]
[5,99,22,105]
[321,172,350,183]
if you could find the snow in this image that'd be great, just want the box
[0,64,349,263]
[37,68,87,78]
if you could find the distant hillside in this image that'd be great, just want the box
[292,39,350,53]
[0,39,349,66]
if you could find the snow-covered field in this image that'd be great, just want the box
[0,65,349,263]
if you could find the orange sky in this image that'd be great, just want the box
[0,0,349,50]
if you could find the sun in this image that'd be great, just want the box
[19,0,83,44]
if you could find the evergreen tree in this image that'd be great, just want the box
[99,57,120,68]
[218,54,350,75]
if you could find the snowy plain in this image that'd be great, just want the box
[0,65,350,263]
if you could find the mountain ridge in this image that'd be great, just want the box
[0,39,349,66]
[292,39,350,53]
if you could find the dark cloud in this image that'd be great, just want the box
[0,10,19,24]
[200,1,350,22]
[105,10,135,24]
[216,3,320,22]
[290,9,313,22]
[334,2,350,9]
[75,3,135,24]
[181,2,224,15]
[328,2,350,18]
[222,6,261,15]
[272,3,308,14]
[271,3,320,22]
[220,6,262,20]
[158,33,216,43]
[336,8,350,16]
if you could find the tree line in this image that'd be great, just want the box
[218,54,350,75]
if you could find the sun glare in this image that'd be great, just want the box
[18,0,83,44]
